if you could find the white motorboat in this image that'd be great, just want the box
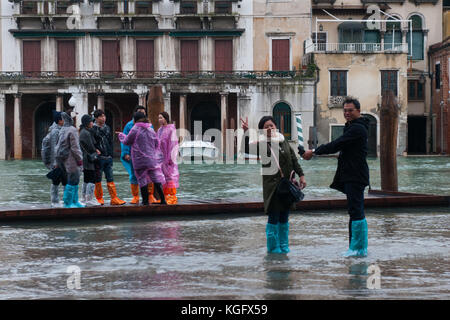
[179,140,218,160]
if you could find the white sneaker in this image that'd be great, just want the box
[51,202,63,208]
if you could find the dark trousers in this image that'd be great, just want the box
[268,210,289,225]
[95,157,114,183]
[344,182,366,243]
[51,168,67,186]
[83,169,96,184]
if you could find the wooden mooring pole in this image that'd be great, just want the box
[147,86,164,132]
[379,90,399,192]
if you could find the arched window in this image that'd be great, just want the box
[273,102,292,140]
[407,15,424,60]
[385,17,402,50]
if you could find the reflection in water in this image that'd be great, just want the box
[263,254,294,299]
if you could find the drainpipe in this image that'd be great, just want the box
[312,53,320,149]
[428,49,434,154]
[441,101,445,154]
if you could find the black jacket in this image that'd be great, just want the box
[79,126,98,171]
[93,123,113,158]
[314,117,370,193]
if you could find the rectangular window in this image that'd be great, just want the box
[215,1,232,14]
[435,63,441,89]
[330,71,347,96]
[408,80,424,101]
[331,125,345,142]
[215,40,233,73]
[21,1,37,14]
[136,40,154,78]
[381,70,398,96]
[23,41,41,77]
[180,1,197,14]
[312,32,327,51]
[135,1,152,14]
[101,1,117,14]
[57,40,76,77]
[56,1,70,14]
[407,31,424,60]
[272,39,290,71]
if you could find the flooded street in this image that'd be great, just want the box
[0,157,448,299]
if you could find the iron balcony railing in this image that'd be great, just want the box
[305,41,408,54]
[0,70,314,81]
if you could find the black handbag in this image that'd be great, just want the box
[46,167,63,180]
[269,144,305,204]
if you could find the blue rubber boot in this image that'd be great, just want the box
[63,184,74,208]
[266,223,282,253]
[343,218,368,257]
[278,222,290,253]
[71,184,85,208]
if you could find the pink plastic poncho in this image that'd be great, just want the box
[157,124,180,188]
[118,122,165,187]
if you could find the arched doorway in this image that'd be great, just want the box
[190,101,220,140]
[34,102,56,159]
[362,114,377,157]
[273,102,292,140]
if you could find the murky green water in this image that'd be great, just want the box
[0,157,448,299]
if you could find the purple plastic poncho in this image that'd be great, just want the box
[157,124,180,188]
[118,122,165,187]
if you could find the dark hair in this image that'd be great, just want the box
[93,109,105,118]
[52,110,62,123]
[134,105,146,113]
[343,97,361,110]
[258,116,276,130]
[159,111,170,124]
[133,111,148,123]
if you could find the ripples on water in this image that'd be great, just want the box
[0,158,448,299]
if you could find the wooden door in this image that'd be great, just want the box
[215,40,233,75]
[58,40,76,77]
[23,41,41,77]
[272,39,290,71]
[136,40,154,78]
[102,40,121,77]
[180,40,199,74]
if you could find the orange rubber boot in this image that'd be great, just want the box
[107,182,126,205]
[130,184,140,204]
[166,187,178,205]
[94,182,104,205]
[148,183,160,204]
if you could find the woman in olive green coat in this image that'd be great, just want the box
[241,116,306,254]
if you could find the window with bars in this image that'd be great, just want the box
[408,80,424,101]
[21,1,38,14]
[180,1,197,14]
[136,1,152,14]
[330,71,347,97]
[381,70,398,96]
[215,1,232,14]
[101,1,117,14]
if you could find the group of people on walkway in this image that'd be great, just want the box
[242,97,369,258]
[42,104,179,209]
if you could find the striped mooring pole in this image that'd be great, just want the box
[295,113,304,148]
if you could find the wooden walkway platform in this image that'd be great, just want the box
[0,190,448,222]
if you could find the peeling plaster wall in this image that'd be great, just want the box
[315,53,408,155]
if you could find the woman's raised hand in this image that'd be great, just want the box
[240,117,249,132]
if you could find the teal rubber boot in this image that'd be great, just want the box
[63,184,74,208]
[343,218,368,257]
[266,223,282,253]
[71,184,85,208]
[278,222,290,253]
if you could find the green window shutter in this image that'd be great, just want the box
[407,31,424,60]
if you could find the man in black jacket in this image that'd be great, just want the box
[92,109,126,206]
[302,97,369,257]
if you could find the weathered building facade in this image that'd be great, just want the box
[307,0,442,156]
[0,0,315,160]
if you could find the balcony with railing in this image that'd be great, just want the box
[305,39,408,54]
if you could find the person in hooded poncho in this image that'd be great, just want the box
[42,110,67,207]
[117,112,167,205]
[157,112,179,205]
[55,107,84,208]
